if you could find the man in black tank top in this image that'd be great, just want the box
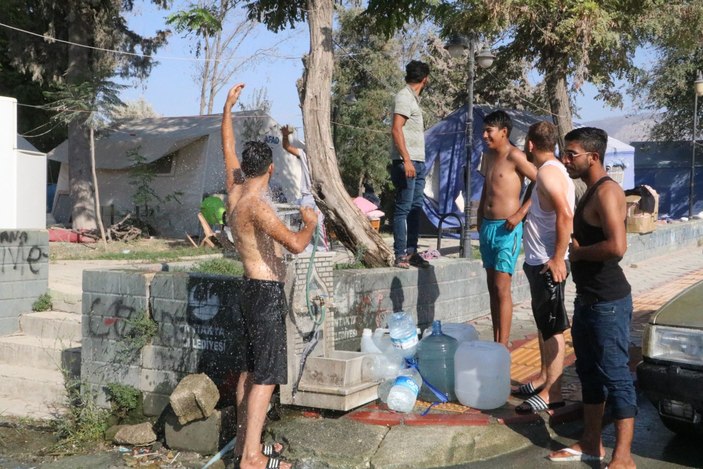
[547,128,636,469]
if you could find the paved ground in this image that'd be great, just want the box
[262,241,703,468]
[42,237,703,468]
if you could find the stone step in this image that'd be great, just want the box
[0,363,67,410]
[20,310,81,342]
[48,289,82,314]
[0,395,65,420]
[0,334,80,373]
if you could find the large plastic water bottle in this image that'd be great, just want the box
[417,320,458,402]
[387,312,418,358]
[422,322,479,343]
[386,367,422,413]
[361,328,383,354]
[454,341,511,410]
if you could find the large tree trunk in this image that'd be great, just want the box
[544,59,586,202]
[67,1,97,230]
[302,0,393,267]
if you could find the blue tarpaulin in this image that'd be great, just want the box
[422,105,635,232]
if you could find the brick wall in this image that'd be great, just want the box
[0,230,49,334]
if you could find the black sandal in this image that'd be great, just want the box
[262,443,284,458]
[515,395,565,414]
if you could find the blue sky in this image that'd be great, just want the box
[121,1,639,134]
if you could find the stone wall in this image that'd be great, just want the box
[331,219,703,352]
[332,257,530,352]
[0,230,49,334]
[80,220,703,414]
[624,220,703,263]
[81,251,336,416]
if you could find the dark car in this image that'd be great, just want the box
[637,280,703,436]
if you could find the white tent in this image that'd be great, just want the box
[47,111,302,238]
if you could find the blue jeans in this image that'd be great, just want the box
[572,294,638,419]
[390,160,426,257]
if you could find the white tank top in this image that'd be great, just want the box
[523,160,575,266]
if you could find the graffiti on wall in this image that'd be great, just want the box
[0,231,48,275]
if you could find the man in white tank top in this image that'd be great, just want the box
[513,121,575,415]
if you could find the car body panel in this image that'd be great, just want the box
[651,280,703,327]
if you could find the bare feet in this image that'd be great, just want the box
[240,454,292,469]
[605,455,636,469]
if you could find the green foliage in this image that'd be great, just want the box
[52,375,110,449]
[167,6,223,40]
[190,258,244,277]
[244,0,308,33]
[127,147,184,229]
[116,311,158,363]
[104,383,143,422]
[32,293,53,312]
[333,8,403,196]
[630,4,703,140]
[335,244,368,270]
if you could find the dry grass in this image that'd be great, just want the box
[49,238,219,261]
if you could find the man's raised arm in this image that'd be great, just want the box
[222,83,245,192]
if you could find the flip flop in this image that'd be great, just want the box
[511,382,544,398]
[265,456,284,468]
[547,447,604,462]
[515,395,566,414]
[262,443,284,458]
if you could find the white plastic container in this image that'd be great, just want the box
[388,312,418,358]
[386,367,422,413]
[373,328,392,352]
[454,341,510,410]
[361,328,383,354]
[422,322,479,343]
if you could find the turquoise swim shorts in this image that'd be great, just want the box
[479,218,523,275]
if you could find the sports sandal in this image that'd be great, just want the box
[515,395,565,414]
[394,255,410,269]
[511,382,544,398]
[262,442,284,458]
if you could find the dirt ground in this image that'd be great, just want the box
[48,237,217,262]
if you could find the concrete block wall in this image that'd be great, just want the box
[82,269,245,416]
[625,220,703,263]
[0,230,49,334]
[332,257,530,352]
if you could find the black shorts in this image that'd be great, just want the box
[523,262,570,340]
[236,277,288,385]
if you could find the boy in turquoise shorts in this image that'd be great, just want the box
[477,111,537,346]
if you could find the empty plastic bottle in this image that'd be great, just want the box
[386,367,422,413]
[454,341,511,410]
[387,312,418,358]
[361,351,404,381]
[361,328,383,354]
[377,378,395,403]
[417,320,458,402]
[372,328,392,352]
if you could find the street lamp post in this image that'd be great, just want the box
[446,35,495,257]
[690,72,703,218]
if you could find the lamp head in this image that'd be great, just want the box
[445,34,469,59]
[695,71,703,97]
[476,47,496,69]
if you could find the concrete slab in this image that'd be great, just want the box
[20,310,81,342]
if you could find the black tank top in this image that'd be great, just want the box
[572,176,631,301]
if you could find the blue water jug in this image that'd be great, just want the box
[416,320,458,402]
